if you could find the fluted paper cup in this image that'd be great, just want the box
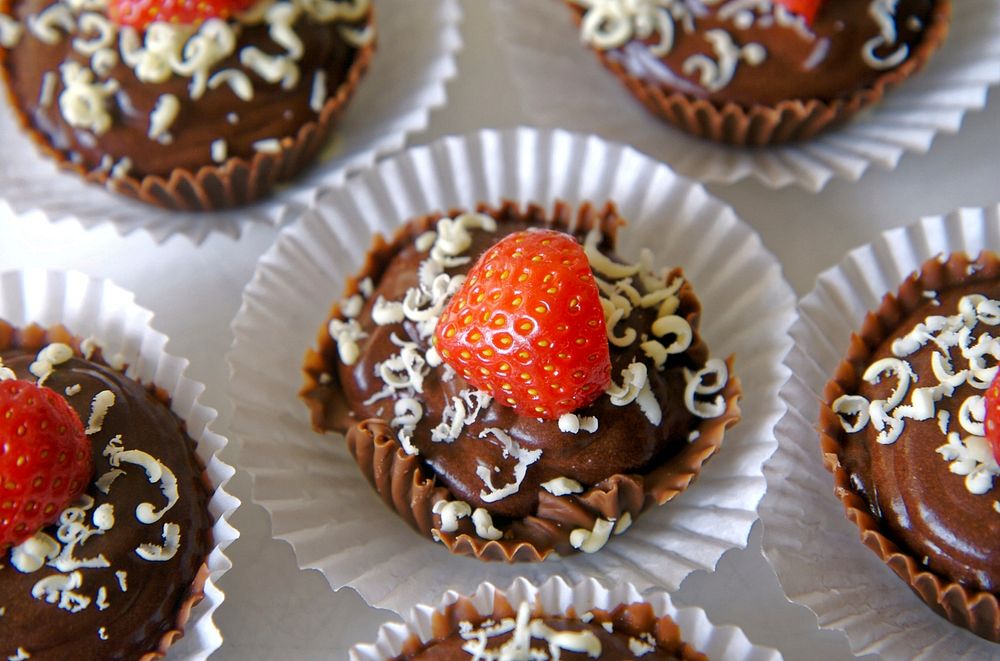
[0,0,461,244]
[228,127,795,614]
[350,576,783,660]
[0,268,240,660]
[491,0,1000,192]
[761,205,1000,658]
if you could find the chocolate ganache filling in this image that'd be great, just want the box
[307,203,734,537]
[832,278,1000,593]
[0,0,371,180]
[568,0,943,106]
[0,328,212,661]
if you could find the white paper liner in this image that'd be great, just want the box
[228,126,795,614]
[0,268,240,660]
[0,0,461,244]
[491,0,1000,192]
[760,204,1000,658]
[349,576,783,660]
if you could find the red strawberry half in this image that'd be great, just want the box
[0,379,92,549]
[108,0,257,30]
[775,0,824,25]
[986,372,1000,465]
[434,229,612,420]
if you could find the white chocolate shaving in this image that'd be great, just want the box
[541,477,583,496]
[0,13,23,48]
[252,138,283,154]
[85,390,115,435]
[208,68,254,101]
[569,518,614,553]
[240,46,299,89]
[103,435,179,523]
[328,318,366,366]
[58,62,118,135]
[135,522,180,561]
[148,93,180,143]
[28,3,73,44]
[32,571,90,612]
[471,507,502,540]
[11,533,60,574]
[475,428,542,503]
[557,412,598,434]
[310,70,327,112]
[683,359,728,419]
[211,139,227,163]
[432,500,471,533]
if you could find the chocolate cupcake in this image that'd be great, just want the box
[0,322,217,659]
[301,200,741,562]
[821,252,1000,641]
[0,0,374,210]
[564,0,951,145]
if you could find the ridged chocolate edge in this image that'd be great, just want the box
[819,251,1000,642]
[0,7,376,211]
[564,1,952,146]
[394,589,706,660]
[0,321,214,659]
[301,199,742,563]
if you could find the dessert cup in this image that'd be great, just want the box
[301,200,742,562]
[0,0,460,243]
[761,204,1000,657]
[491,0,1000,191]
[228,127,795,613]
[0,268,239,659]
[349,576,783,660]
[563,0,951,147]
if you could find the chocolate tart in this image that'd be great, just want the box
[301,200,741,562]
[0,0,374,210]
[821,252,1000,641]
[564,0,951,145]
[0,322,214,660]
[386,588,706,660]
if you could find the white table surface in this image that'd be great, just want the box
[2,2,999,659]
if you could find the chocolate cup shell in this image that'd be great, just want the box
[0,8,375,211]
[820,251,1000,642]
[568,2,952,146]
[301,199,742,563]
[0,321,214,660]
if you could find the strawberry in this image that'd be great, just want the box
[434,229,612,420]
[775,0,824,25]
[108,0,257,30]
[986,372,1000,465]
[0,379,92,549]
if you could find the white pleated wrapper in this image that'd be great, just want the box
[761,205,1000,658]
[0,0,460,244]
[491,0,1000,192]
[229,127,795,613]
[0,269,240,660]
[350,576,783,660]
